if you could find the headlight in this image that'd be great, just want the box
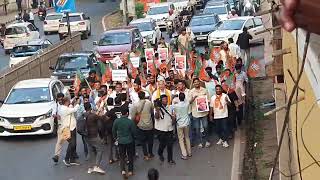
[0,117,7,122]
[39,110,53,120]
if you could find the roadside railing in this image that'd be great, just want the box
[0,33,82,100]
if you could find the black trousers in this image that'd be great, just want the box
[157,130,174,162]
[138,128,154,156]
[65,129,77,161]
[236,104,244,126]
[81,135,88,156]
[119,143,135,172]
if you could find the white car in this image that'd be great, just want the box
[145,3,171,29]
[208,16,265,46]
[43,12,63,35]
[203,4,229,20]
[0,78,70,136]
[3,22,40,54]
[58,12,91,40]
[9,39,52,67]
[129,18,162,45]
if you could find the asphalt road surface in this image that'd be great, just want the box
[0,0,118,72]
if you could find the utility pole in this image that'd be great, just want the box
[122,0,128,25]
[66,11,71,37]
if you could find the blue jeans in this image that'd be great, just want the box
[192,116,209,144]
[215,118,229,141]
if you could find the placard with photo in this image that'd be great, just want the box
[158,48,168,61]
[175,55,186,70]
[196,96,209,112]
[145,48,155,61]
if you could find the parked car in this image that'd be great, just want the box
[208,16,265,46]
[58,12,91,40]
[189,13,220,42]
[145,3,171,30]
[0,78,70,136]
[9,39,52,67]
[93,27,143,62]
[43,12,63,35]
[129,18,162,45]
[203,4,230,20]
[50,51,100,92]
[3,22,40,54]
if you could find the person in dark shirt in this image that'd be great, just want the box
[22,10,30,22]
[84,102,105,174]
[236,27,253,68]
[112,107,137,178]
[105,96,125,164]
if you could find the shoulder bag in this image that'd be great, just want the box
[134,100,146,125]
[62,114,72,141]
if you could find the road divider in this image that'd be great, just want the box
[102,10,120,31]
[0,33,82,100]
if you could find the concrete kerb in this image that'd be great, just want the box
[101,10,119,31]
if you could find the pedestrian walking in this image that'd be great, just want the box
[237,27,253,68]
[22,10,30,22]
[83,102,106,174]
[228,38,241,59]
[189,78,211,148]
[28,10,35,26]
[16,0,22,12]
[154,94,176,165]
[209,85,231,148]
[172,93,192,160]
[52,93,64,164]
[112,108,137,178]
[131,91,155,161]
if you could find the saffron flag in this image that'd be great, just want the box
[247,59,261,78]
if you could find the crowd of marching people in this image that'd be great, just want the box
[50,27,252,178]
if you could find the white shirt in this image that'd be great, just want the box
[154,106,174,132]
[171,89,190,105]
[129,88,149,105]
[59,104,80,131]
[229,43,241,58]
[172,101,190,128]
[29,12,34,21]
[210,93,230,119]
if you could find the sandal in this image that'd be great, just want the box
[181,156,187,160]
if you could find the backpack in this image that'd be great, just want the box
[77,112,88,136]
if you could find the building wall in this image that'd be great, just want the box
[281,30,320,179]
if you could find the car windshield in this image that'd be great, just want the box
[98,32,131,46]
[148,6,168,15]
[55,56,90,71]
[5,26,27,35]
[46,14,63,20]
[218,20,245,30]
[204,6,227,15]
[5,87,51,104]
[131,22,153,32]
[190,16,218,26]
[12,45,41,54]
[62,15,82,22]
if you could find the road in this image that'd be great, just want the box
[0,0,118,71]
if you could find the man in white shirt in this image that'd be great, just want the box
[228,38,241,59]
[154,94,176,165]
[171,80,189,104]
[28,9,35,26]
[58,97,80,166]
[152,80,172,105]
[209,85,231,148]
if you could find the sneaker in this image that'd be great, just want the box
[181,156,187,160]
[70,160,81,166]
[159,155,164,162]
[168,160,176,165]
[52,155,59,163]
[127,171,133,177]
[143,156,150,161]
[198,143,203,148]
[88,167,93,174]
[222,141,229,148]
[216,139,223,145]
[63,159,71,167]
[205,142,211,148]
[93,166,106,174]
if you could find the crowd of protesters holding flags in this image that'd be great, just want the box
[50,25,258,178]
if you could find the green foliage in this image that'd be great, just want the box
[135,2,145,19]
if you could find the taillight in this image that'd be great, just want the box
[78,22,85,25]
[44,21,47,24]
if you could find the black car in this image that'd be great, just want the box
[50,51,101,91]
[188,14,221,43]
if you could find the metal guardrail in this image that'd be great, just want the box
[0,33,82,100]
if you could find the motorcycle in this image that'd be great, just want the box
[38,5,46,21]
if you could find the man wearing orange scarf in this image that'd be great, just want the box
[209,85,231,148]
[152,80,172,105]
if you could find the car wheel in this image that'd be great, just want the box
[44,31,49,35]
[82,31,88,40]
[4,49,10,55]
[59,34,64,40]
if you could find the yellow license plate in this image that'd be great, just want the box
[14,125,32,131]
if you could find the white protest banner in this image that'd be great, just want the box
[130,57,140,68]
[112,69,127,82]
[113,55,123,67]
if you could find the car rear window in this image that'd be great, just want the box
[55,56,90,71]
[62,15,82,22]
[99,32,131,46]
[12,45,42,53]
[5,26,27,35]
[204,6,227,15]
[46,14,63,20]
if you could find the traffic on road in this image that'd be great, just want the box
[0,0,264,179]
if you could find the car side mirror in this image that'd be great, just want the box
[49,66,55,70]
[93,41,98,45]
